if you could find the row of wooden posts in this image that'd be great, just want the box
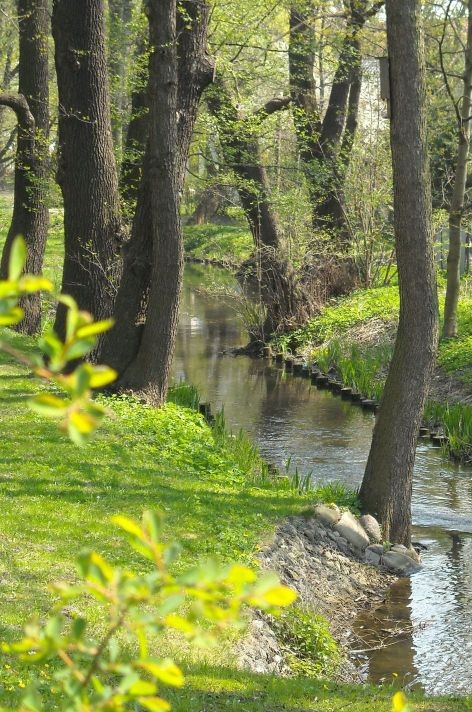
[263,346,448,448]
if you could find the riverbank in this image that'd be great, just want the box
[0,338,469,709]
[237,508,397,681]
[270,280,472,463]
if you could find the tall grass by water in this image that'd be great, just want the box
[425,401,472,463]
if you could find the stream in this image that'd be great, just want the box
[172,264,472,696]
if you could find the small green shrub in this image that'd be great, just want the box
[273,607,341,678]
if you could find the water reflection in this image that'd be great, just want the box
[172,265,472,695]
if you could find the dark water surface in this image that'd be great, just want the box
[172,265,472,696]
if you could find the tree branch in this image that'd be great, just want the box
[0,92,35,131]
[252,96,291,120]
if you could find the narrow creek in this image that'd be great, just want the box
[172,264,472,696]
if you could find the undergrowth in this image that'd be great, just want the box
[183,223,253,265]
[273,606,341,678]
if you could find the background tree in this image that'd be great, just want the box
[0,0,49,335]
[52,0,124,340]
[443,0,472,337]
[288,0,383,244]
[359,0,439,545]
[103,0,215,401]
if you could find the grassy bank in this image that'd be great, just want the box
[272,280,472,463]
[0,346,470,710]
[183,223,253,265]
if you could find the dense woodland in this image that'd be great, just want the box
[0,0,471,709]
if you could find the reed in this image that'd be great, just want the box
[167,381,201,410]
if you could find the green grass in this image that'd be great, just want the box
[1,197,471,708]
[273,281,472,388]
[183,223,253,265]
[0,335,354,704]
[166,665,471,711]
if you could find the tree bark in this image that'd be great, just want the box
[52,0,124,340]
[359,0,439,546]
[102,0,214,390]
[0,0,49,335]
[288,1,377,244]
[443,0,472,338]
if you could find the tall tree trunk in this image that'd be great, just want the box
[359,0,439,546]
[443,0,472,338]
[288,1,378,244]
[102,0,214,387]
[52,0,124,339]
[117,0,180,402]
[0,0,49,335]
[206,83,284,250]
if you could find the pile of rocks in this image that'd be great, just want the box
[315,504,422,576]
[236,505,421,678]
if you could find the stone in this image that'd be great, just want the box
[364,544,384,566]
[334,511,370,551]
[391,544,421,563]
[382,550,422,575]
[314,504,341,527]
[359,514,382,543]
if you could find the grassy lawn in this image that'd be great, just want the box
[0,197,471,707]
[169,666,472,711]
[1,353,469,709]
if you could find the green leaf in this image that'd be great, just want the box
[0,306,24,326]
[77,550,113,584]
[112,515,144,539]
[70,410,96,435]
[73,364,93,396]
[29,394,69,417]
[18,276,53,294]
[76,319,115,338]
[8,236,26,281]
[139,660,184,688]
[67,419,87,446]
[143,510,164,542]
[71,617,86,640]
[65,339,96,361]
[128,679,157,696]
[257,585,297,607]
[89,366,117,389]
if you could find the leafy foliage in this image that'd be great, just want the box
[273,607,340,678]
[2,511,296,711]
[0,237,116,444]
